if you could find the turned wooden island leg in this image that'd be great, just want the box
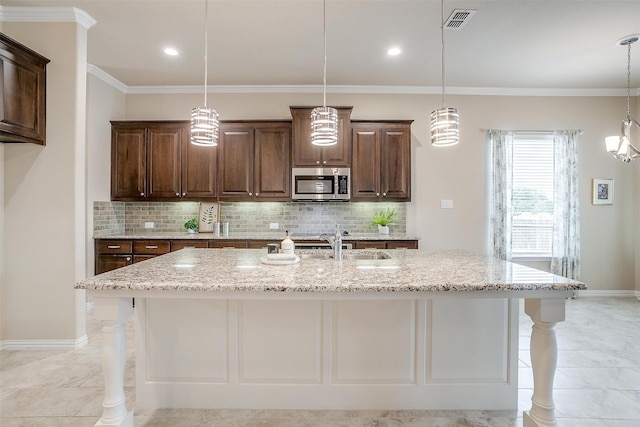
[93,297,134,427]
[523,298,565,427]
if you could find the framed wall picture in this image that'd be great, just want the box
[198,202,219,232]
[592,178,614,205]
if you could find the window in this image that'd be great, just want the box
[489,129,580,278]
[511,133,554,258]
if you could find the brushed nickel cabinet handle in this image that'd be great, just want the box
[255,192,259,196]
[140,192,144,196]
[107,245,120,249]
[176,192,180,196]
[376,193,380,197]
[126,257,131,261]
[146,245,158,249]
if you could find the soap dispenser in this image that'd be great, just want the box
[281,230,295,255]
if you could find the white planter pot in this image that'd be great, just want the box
[378,225,390,235]
[187,229,197,234]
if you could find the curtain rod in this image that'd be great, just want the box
[483,128,583,135]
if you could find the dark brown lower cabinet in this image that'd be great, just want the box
[94,238,418,274]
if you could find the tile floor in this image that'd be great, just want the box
[1,297,639,426]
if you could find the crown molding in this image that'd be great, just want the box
[87,64,128,94]
[0,6,96,29]
[87,65,640,97]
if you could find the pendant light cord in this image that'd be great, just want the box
[440,0,445,108]
[626,41,631,121]
[203,0,209,108]
[322,0,327,108]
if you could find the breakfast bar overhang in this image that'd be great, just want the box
[76,248,586,427]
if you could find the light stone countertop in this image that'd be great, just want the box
[93,232,419,241]
[76,248,586,293]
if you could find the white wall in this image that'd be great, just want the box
[85,74,126,277]
[2,22,88,343]
[122,91,637,292]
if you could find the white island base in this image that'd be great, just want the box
[92,293,567,427]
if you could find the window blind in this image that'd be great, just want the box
[511,134,554,257]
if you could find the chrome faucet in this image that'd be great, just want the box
[320,225,343,260]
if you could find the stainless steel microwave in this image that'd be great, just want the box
[292,167,350,201]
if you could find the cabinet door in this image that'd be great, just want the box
[320,108,352,167]
[351,125,381,200]
[96,254,132,275]
[182,127,217,198]
[147,125,183,199]
[111,125,147,200]
[0,34,49,145]
[217,125,254,198]
[291,107,352,167]
[254,124,291,200]
[291,107,322,166]
[380,126,411,201]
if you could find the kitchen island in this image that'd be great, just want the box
[76,248,585,427]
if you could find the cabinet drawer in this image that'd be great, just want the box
[96,240,133,254]
[134,240,170,255]
[353,241,387,249]
[210,240,248,249]
[171,240,209,251]
[386,240,418,249]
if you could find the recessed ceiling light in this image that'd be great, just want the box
[164,47,179,56]
[387,47,402,56]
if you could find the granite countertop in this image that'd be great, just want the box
[76,248,586,293]
[93,232,420,241]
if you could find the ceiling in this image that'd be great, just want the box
[3,0,640,92]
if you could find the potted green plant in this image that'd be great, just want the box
[370,208,397,234]
[184,218,198,233]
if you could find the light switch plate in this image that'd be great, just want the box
[269,222,279,229]
[440,199,454,209]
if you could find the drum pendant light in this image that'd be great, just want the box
[311,0,338,146]
[191,0,219,146]
[430,0,459,147]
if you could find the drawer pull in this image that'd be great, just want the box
[146,245,158,249]
[107,245,121,249]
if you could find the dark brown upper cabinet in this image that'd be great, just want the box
[351,121,412,202]
[111,121,217,201]
[217,121,291,201]
[290,106,352,167]
[0,33,49,145]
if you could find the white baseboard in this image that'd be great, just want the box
[0,335,88,351]
[575,289,638,298]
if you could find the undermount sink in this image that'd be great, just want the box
[298,250,391,260]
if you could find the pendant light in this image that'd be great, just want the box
[604,34,640,162]
[430,0,459,147]
[311,0,338,146]
[191,0,219,146]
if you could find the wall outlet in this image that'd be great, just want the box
[269,222,279,229]
[440,199,454,209]
[144,221,154,229]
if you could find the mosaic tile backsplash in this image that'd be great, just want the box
[94,201,406,236]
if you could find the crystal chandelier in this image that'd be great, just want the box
[430,0,459,147]
[311,0,338,146]
[191,0,219,146]
[604,34,639,162]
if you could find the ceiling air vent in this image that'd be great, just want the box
[444,9,476,30]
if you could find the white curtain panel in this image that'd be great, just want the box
[488,130,513,261]
[551,130,581,280]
